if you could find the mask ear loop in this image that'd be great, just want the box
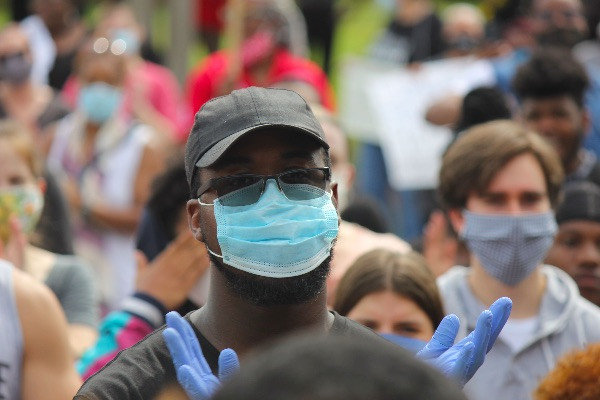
[196,198,222,258]
[198,198,214,206]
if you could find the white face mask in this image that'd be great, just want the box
[460,211,557,286]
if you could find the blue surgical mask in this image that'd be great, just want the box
[202,180,339,278]
[460,211,557,286]
[77,82,123,124]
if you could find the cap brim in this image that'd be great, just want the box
[196,124,328,168]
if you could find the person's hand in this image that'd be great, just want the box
[423,210,458,277]
[163,311,239,399]
[0,216,27,269]
[417,297,512,386]
[136,230,209,310]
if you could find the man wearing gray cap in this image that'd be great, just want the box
[75,87,510,399]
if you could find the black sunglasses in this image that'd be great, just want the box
[197,167,331,206]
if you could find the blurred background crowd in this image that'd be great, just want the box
[1,0,600,399]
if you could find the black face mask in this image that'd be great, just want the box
[0,52,32,84]
[536,27,586,48]
[447,35,481,53]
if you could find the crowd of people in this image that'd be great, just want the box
[1,0,600,399]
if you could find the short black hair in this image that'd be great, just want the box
[212,334,467,400]
[146,158,189,241]
[455,86,512,134]
[513,48,589,107]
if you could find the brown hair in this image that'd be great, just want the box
[0,119,43,178]
[333,249,445,330]
[439,120,564,210]
[534,343,600,400]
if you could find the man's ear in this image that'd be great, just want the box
[447,208,465,235]
[186,199,204,243]
[331,181,339,209]
[330,181,341,226]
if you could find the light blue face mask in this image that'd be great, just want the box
[77,82,123,124]
[201,180,339,278]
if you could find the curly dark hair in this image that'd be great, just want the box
[513,47,589,107]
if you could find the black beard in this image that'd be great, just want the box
[210,252,332,307]
[537,28,586,49]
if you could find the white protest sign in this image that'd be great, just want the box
[340,57,481,190]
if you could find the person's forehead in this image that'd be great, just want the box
[522,95,580,110]
[559,220,600,234]
[0,28,29,53]
[485,153,547,190]
[534,0,583,12]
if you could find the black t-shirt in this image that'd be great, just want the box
[75,310,396,399]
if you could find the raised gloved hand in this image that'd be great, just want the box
[417,297,512,386]
[163,311,239,399]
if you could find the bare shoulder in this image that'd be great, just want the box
[12,265,68,345]
[12,266,56,313]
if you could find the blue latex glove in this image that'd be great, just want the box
[417,297,512,386]
[163,311,240,399]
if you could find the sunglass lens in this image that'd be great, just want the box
[280,169,328,200]
[217,177,263,206]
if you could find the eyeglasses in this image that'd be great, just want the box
[92,37,129,56]
[197,167,331,206]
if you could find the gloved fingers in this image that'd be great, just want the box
[449,341,474,387]
[487,297,512,352]
[466,309,492,379]
[418,314,460,359]
[165,312,212,375]
[166,311,198,351]
[177,364,213,400]
[218,348,240,381]
[163,327,192,371]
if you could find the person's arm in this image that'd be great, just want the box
[65,142,166,234]
[77,231,209,379]
[14,268,81,399]
[76,306,158,380]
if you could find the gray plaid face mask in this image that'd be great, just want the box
[460,211,557,286]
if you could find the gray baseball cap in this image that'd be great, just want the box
[185,87,329,188]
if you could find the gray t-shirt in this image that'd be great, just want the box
[45,255,98,327]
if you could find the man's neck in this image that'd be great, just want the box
[565,148,586,176]
[195,267,332,357]
[468,259,547,319]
